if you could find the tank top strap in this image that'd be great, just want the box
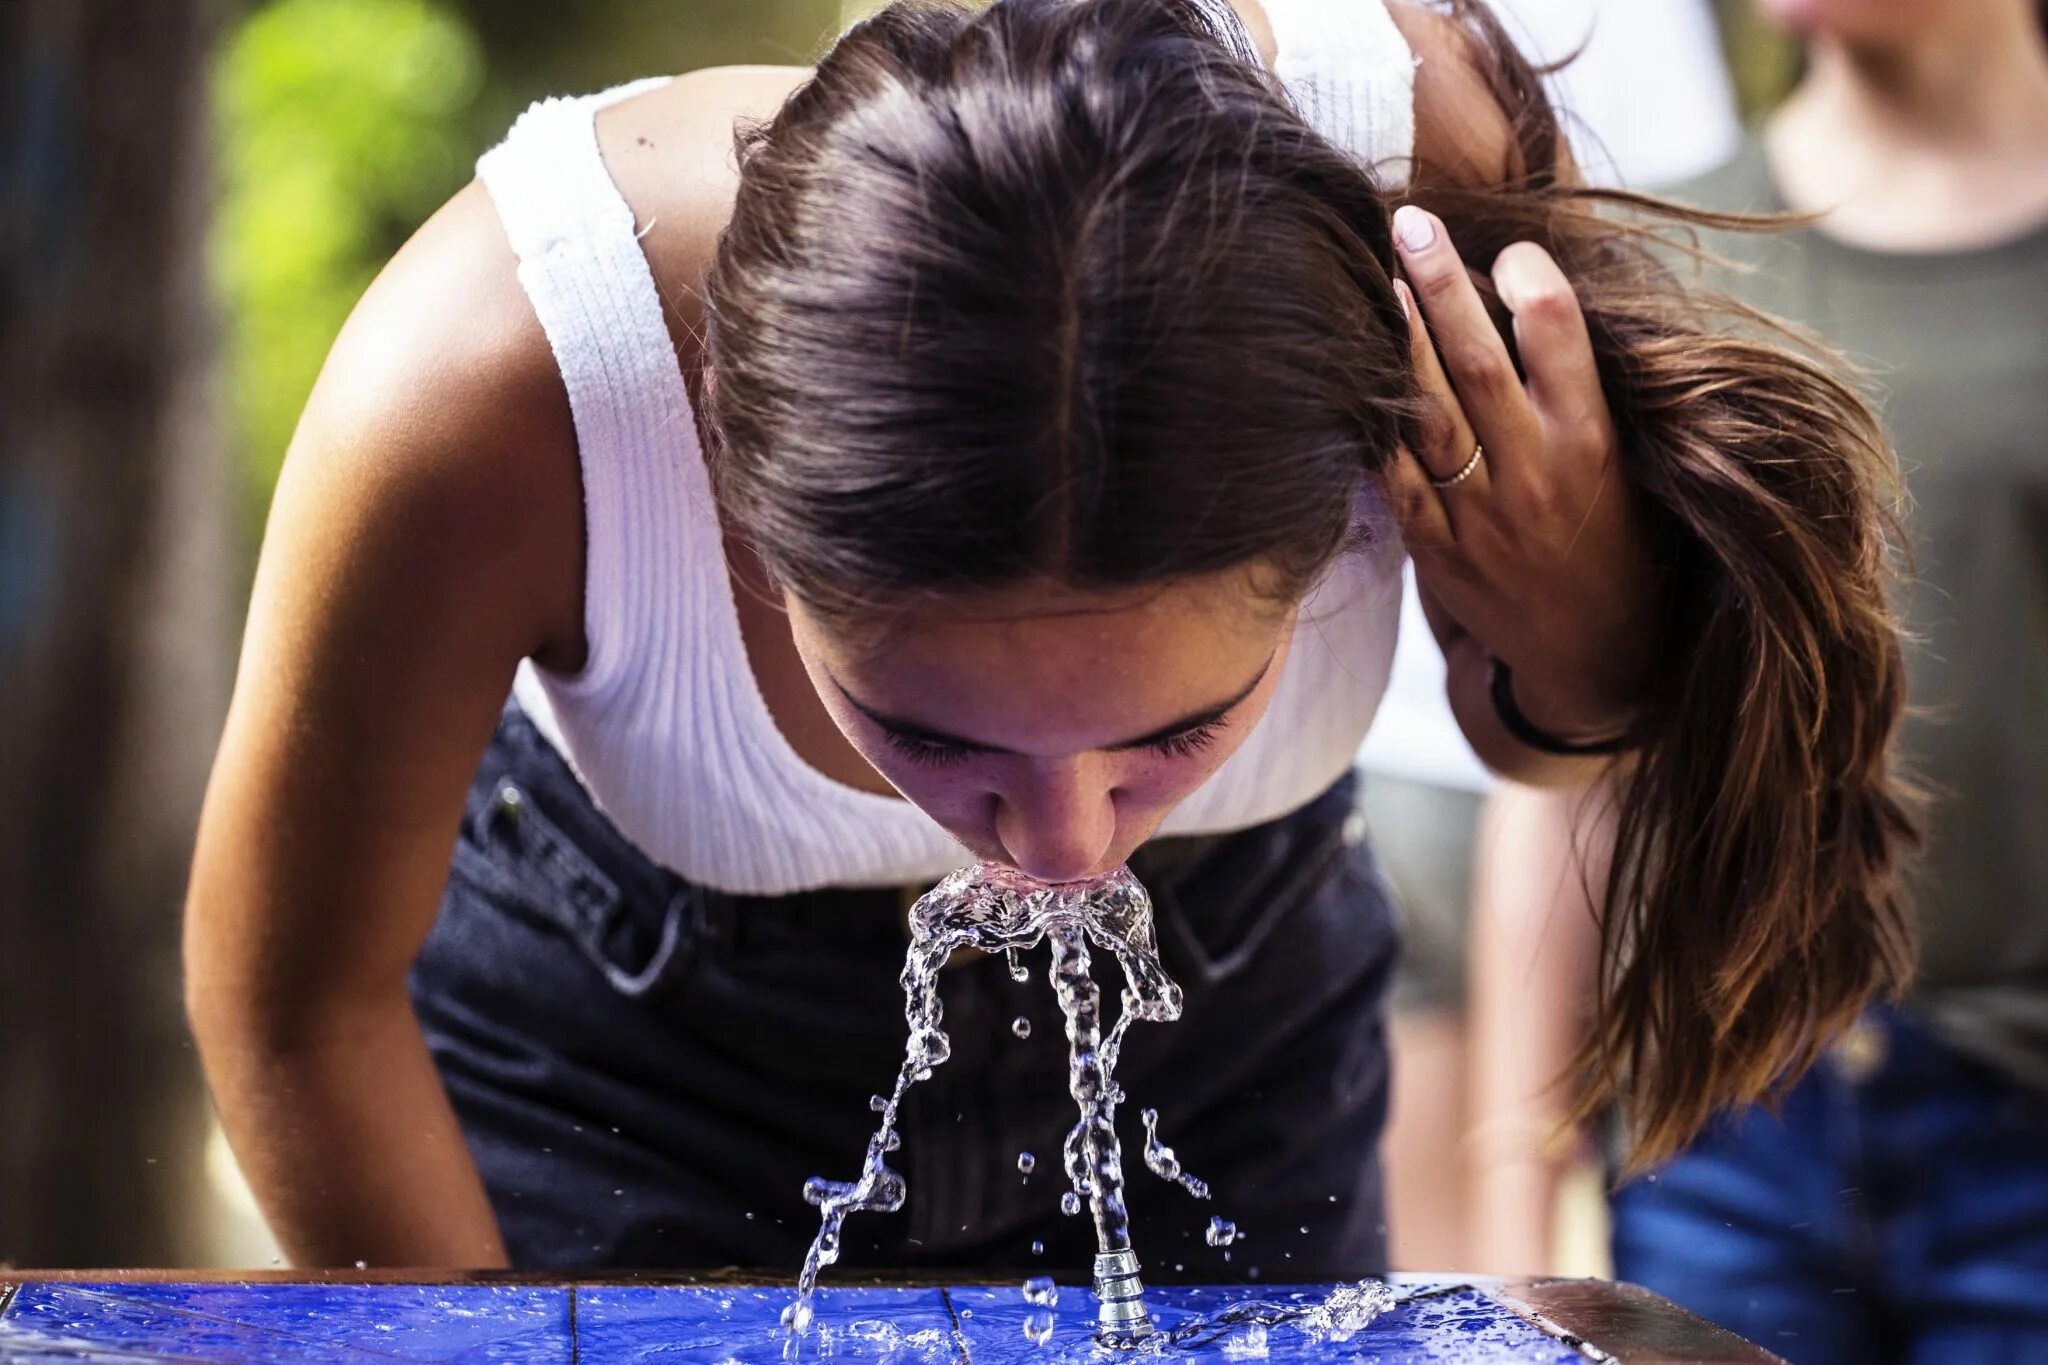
[475,76,710,699]
[1262,0,1418,189]
[477,78,670,262]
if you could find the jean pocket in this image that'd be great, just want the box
[452,775,688,1000]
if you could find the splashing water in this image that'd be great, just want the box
[1134,1280,1402,1354]
[1221,1322,1270,1359]
[783,862,1195,1341]
[1140,1107,1211,1201]
[1206,1217,1238,1249]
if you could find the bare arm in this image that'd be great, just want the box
[185,179,584,1267]
[1463,781,1606,1274]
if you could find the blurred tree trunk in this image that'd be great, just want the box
[0,0,232,1266]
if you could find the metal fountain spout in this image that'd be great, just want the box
[1093,1247,1156,1342]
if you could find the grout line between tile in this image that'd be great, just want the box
[939,1285,972,1362]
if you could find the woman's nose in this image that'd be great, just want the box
[995,760,1118,884]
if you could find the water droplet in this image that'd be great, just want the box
[612,1188,623,1196]
[1205,1216,1238,1247]
[1024,1309,1056,1344]
[745,1212,756,1221]
[1012,1015,1032,1039]
[1022,1275,1059,1306]
[353,1259,367,1270]
[1060,1190,1082,1217]
[869,1094,889,1112]
[1006,946,1030,982]
[1017,1151,1035,1175]
[1031,1239,1045,1256]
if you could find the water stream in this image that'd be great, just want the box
[780,862,1396,1354]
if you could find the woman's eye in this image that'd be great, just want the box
[883,731,976,767]
[1148,723,1221,760]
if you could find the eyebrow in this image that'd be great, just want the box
[833,652,1277,756]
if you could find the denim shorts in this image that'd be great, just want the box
[410,701,1400,1278]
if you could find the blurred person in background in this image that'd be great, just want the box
[1468,0,2048,1354]
[1363,0,1740,1272]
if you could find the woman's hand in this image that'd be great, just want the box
[1378,205,1660,744]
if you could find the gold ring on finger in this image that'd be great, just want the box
[1429,442,1485,490]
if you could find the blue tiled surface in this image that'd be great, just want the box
[0,1283,571,1362]
[944,1282,1584,1363]
[0,1279,1586,1361]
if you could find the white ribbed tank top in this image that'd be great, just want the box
[489,0,1420,895]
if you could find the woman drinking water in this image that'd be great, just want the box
[185,0,1915,1276]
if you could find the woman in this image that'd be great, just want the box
[184,0,1912,1275]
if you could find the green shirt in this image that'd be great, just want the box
[1679,138,2048,1091]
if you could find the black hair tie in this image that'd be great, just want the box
[1487,656,1634,758]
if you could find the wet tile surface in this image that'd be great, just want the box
[0,1284,570,1362]
[0,1279,1585,1361]
[944,1281,1584,1362]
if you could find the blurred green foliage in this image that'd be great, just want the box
[1713,0,1802,122]
[211,0,840,540]
[214,0,483,531]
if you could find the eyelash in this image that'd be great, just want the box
[882,722,1225,768]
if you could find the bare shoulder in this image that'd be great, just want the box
[300,177,572,492]
[595,65,815,365]
[1384,1,1517,186]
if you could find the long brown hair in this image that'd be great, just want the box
[705,0,1916,1164]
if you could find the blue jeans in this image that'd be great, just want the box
[1611,1006,2048,1364]
[411,702,1401,1274]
